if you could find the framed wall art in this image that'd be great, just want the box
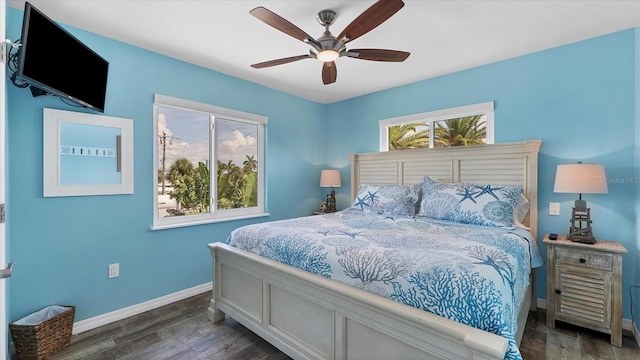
[43,108,134,197]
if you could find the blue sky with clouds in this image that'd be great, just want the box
[157,106,257,169]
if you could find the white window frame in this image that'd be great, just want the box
[379,101,494,151]
[152,94,268,230]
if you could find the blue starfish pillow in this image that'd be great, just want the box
[418,177,522,228]
[351,184,420,217]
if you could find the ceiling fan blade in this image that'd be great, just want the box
[337,0,404,44]
[322,61,337,85]
[250,7,319,48]
[251,54,313,69]
[346,49,410,62]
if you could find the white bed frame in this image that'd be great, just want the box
[208,140,542,360]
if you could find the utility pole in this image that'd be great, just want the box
[158,130,178,195]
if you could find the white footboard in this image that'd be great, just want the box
[207,243,510,360]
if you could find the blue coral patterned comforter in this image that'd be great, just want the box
[226,209,544,360]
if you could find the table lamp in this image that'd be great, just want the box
[320,170,341,212]
[553,162,608,244]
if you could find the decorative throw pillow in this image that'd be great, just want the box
[418,177,523,228]
[351,184,420,217]
[513,193,530,229]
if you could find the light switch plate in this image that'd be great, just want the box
[549,202,560,216]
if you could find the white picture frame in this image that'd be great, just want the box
[43,108,134,197]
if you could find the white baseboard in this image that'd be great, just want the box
[536,297,546,310]
[536,297,639,345]
[72,282,212,334]
[624,319,640,346]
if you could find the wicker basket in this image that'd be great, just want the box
[10,305,75,360]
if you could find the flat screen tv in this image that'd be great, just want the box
[17,2,109,113]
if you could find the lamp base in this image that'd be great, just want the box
[567,234,596,244]
[325,190,337,213]
[567,207,596,244]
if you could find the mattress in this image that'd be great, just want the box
[226,209,543,360]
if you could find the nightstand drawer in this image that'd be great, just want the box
[555,249,612,271]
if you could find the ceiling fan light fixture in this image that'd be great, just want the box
[249,1,410,84]
[317,49,339,62]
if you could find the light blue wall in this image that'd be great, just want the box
[326,29,639,319]
[5,5,640,326]
[6,7,327,322]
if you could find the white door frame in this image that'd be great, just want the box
[1,0,8,357]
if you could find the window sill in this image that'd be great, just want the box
[150,212,271,231]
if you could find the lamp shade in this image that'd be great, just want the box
[554,163,608,194]
[320,170,341,188]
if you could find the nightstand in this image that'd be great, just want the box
[543,234,627,346]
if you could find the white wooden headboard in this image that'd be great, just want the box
[350,140,542,240]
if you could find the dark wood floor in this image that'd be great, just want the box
[520,310,640,360]
[13,291,639,360]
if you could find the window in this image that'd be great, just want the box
[379,102,494,151]
[152,94,268,230]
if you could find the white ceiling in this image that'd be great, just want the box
[8,1,640,104]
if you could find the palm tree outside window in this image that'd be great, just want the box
[380,102,494,152]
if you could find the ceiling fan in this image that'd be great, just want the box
[249,0,410,85]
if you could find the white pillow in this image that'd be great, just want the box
[513,194,530,229]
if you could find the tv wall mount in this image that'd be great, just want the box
[1,38,21,64]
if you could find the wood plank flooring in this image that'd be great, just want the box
[12,291,639,359]
[520,310,640,360]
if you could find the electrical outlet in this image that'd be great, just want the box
[549,202,560,216]
[108,263,119,278]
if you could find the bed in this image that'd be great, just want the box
[207,140,542,360]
